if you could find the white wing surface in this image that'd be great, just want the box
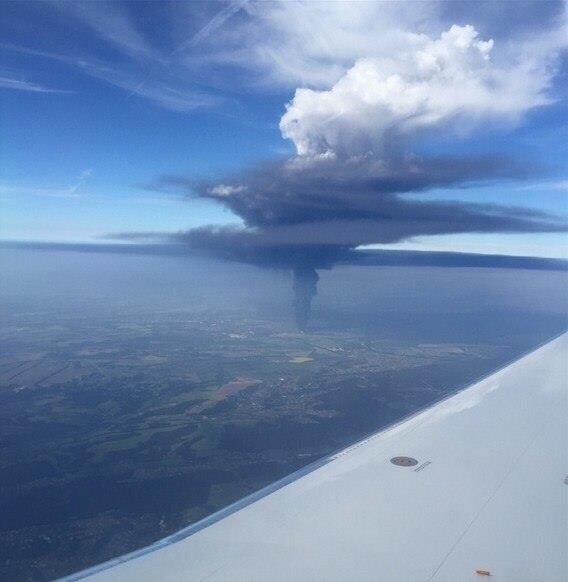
[64,334,568,582]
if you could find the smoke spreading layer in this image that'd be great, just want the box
[127,15,567,330]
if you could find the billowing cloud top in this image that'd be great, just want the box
[120,4,567,271]
[280,25,550,157]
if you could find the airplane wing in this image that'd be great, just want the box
[64,333,567,581]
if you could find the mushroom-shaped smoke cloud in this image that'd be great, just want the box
[123,22,568,330]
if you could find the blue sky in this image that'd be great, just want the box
[1,1,566,257]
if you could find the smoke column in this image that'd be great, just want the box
[293,266,320,332]
[119,20,567,331]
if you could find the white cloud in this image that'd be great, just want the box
[207,0,566,92]
[2,44,221,112]
[172,1,565,157]
[515,179,568,192]
[0,169,93,199]
[230,0,440,88]
[279,23,560,157]
[0,75,71,93]
[208,184,246,198]
[51,0,158,60]
[176,0,250,54]
[4,0,566,119]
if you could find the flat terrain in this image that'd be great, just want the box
[1,304,559,580]
[1,254,566,581]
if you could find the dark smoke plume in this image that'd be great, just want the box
[120,153,566,330]
[293,266,320,332]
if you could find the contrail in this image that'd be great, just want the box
[126,0,249,100]
[174,0,250,54]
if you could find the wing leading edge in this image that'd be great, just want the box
[64,334,568,582]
